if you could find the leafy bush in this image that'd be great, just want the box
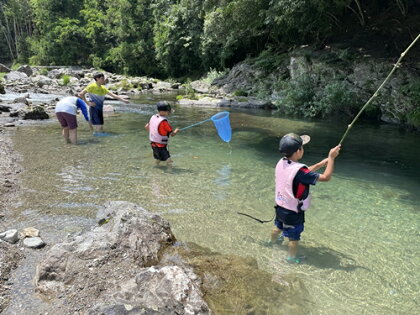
[274,74,318,117]
[315,81,361,117]
[407,107,420,128]
[38,68,49,76]
[233,89,248,97]
[201,68,227,84]
[62,75,71,86]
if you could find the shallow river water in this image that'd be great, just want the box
[5,94,420,314]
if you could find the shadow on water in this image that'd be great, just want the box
[244,234,366,272]
[77,138,102,145]
[300,245,365,271]
[153,165,194,174]
[162,242,312,315]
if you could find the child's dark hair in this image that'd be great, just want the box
[157,102,171,112]
[93,73,105,81]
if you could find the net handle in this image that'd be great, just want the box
[179,118,211,131]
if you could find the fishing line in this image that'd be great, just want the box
[237,212,274,224]
[339,34,420,145]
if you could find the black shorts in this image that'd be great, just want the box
[151,145,170,161]
[89,106,104,125]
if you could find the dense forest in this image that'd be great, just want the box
[1,0,419,78]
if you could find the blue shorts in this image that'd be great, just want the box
[275,219,304,241]
[89,106,104,125]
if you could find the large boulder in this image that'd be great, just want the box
[34,202,209,314]
[32,75,54,88]
[16,65,33,77]
[4,71,28,81]
[22,106,49,120]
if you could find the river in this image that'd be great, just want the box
[4,93,420,314]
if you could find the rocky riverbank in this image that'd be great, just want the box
[0,127,24,312]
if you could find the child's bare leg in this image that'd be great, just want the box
[271,227,282,243]
[69,128,77,144]
[287,240,298,258]
[166,158,173,168]
[62,127,70,143]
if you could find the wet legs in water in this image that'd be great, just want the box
[62,127,77,144]
[271,227,283,244]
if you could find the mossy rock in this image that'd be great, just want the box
[22,106,49,120]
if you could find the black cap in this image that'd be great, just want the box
[157,101,171,112]
[279,133,310,155]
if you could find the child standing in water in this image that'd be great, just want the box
[145,102,180,167]
[79,72,129,133]
[271,133,341,264]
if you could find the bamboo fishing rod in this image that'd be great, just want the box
[339,33,420,145]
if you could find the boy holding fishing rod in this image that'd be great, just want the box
[271,133,341,264]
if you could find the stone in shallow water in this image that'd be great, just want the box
[23,237,45,249]
[0,229,19,244]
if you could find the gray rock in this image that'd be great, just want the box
[0,83,5,94]
[23,237,45,248]
[0,63,11,73]
[13,96,29,105]
[4,71,28,81]
[0,229,19,244]
[34,202,211,314]
[114,265,210,314]
[32,75,54,88]
[16,65,33,76]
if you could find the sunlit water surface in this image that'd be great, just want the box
[6,95,420,314]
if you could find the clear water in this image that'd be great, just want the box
[8,95,420,314]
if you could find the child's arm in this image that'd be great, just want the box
[170,128,180,136]
[145,123,150,131]
[107,91,130,104]
[79,90,96,107]
[318,145,341,182]
[308,158,328,172]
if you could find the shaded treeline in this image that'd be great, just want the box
[0,0,419,78]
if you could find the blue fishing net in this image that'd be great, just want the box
[211,111,231,142]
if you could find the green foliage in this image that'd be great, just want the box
[1,0,417,79]
[233,89,248,97]
[274,75,318,117]
[118,79,133,90]
[62,75,70,86]
[402,80,420,127]
[201,68,228,84]
[407,107,420,128]
[402,80,420,105]
[181,80,198,100]
[38,68,49,75]
[153,0,205,77]
[0,72,6,81]
[11,62,22,70]
[314,81,361,117]
[275,75,365,119]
